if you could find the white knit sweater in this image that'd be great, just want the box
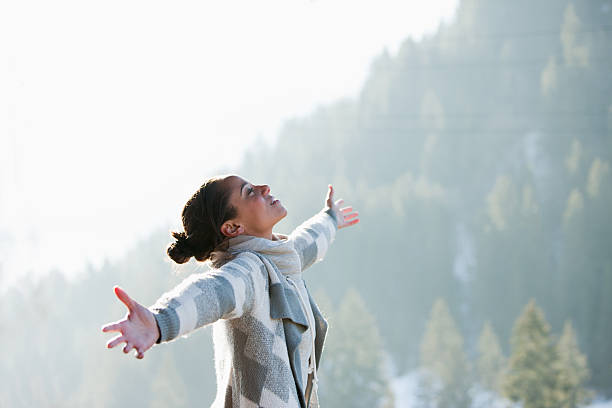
[150,209,337,408]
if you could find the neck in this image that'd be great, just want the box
[244,230,274,240]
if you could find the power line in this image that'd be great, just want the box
[353,128,609,135]
[383,25,612,70]
[373,56,612,71]
[353,111,610,119]
[419,25,612,45]
[291,123,610,134]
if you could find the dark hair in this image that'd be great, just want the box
[167,176,238,265]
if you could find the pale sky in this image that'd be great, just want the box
[0,0,459,290]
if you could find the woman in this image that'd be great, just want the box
[102,174,359,408]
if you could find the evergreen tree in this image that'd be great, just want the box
[502,300,559,408]
[417,298,471,408]
[476,321,506,394]
[554,321,593,408]
[557,155,612,392]
[318,288,393,408]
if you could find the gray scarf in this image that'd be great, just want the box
[227,234,302,275]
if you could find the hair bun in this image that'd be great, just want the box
[167,231,194,264]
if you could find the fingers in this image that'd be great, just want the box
[335,199,344,207]
[114,286,134,310]
[124,343,146,359]
[326,185,333,204]
[107,334,126,349]
[344,212,359,221]
[339,206,360,229]
[102,321,123,333]
[339,218,360,229]
[106,335,147,359]
[123,342,134,354]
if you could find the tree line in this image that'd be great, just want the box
[316,293,592,408]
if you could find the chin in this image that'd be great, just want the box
[278,206,288,220]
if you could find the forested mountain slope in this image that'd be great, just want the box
[238,0,612,393]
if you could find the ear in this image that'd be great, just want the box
[220,221,244,238]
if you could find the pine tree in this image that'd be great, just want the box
[417,298,471,408]
[502,300,559,408]
[318,288,393,408]
[476,321,506,394]
[554,321,593,408]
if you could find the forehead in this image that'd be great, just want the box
[224,175,249,190]
[223,175,250,206]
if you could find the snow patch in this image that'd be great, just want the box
[390,371,612,408]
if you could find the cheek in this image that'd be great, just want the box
[253,201,272,220]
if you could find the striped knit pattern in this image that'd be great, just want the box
[150,209,337,408]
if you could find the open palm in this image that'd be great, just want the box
[325,185,360,229]
[102,286,160,359]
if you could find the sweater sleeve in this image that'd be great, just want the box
[150,252,266,343]
[288,208,338,272]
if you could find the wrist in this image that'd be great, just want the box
[324,207,339,228]
[154,320,161,344]
[150,309,165,344]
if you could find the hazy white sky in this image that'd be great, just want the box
[0,0,459,290]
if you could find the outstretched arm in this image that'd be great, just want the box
[149,255,265,343]
[102,253,266,357]
[289,185,359,272]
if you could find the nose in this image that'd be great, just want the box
[258,184,270,196]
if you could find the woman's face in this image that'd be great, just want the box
[222,175,287,239]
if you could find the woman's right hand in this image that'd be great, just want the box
[102,286,160,359]
[325,185,360,230]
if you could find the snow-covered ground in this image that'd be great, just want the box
[390,371,612,408]
[390,372,420,408]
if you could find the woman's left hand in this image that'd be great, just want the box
[102,286,160,359]
[325,185,360,229]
